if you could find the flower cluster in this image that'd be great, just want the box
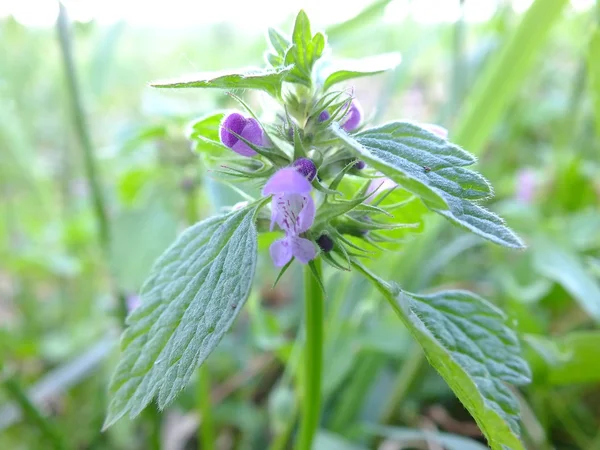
[215,94,450,269]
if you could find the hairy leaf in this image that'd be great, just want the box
[150,66,293,97]
[321,53,401,91]
[355,264,531,450]
[284,10,326,86]
[333,122,523,248]
[104,205,260,428]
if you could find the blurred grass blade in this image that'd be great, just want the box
[453,0,569,154]
[526,332,600,385]
[2,377,68,450]
[589,28,600,135]
[533,238,600,323]
[326,0,394,42]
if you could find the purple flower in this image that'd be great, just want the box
[126,294,140,312]
[220,112,265,157]
[516,169,536,204]
[318,110,330,122]
[342,100,362,132]
[263,168,316,267]
[292,157,317,181]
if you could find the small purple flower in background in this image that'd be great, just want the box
[421,123,448,139]
[516,169,536,204]
[126,294,140,312]
[292,157,317,181]
[342,100,362,132]
[318,110,330,122]
[220,112,265,157]
[263,168,316,267]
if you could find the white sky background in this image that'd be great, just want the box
[0,0,594,28]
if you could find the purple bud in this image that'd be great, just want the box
[220,112,265,157]
[293,158,317,182]
[342,100,363,132]
[318,110,330,122]
[354,160,366,170]
[316,234,334,252]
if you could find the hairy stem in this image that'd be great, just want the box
[297,258,324,450]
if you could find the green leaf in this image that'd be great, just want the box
[150,66,293,97]
[354,263,531,450]
[104,205,260,428]
[525,332,600,385]
[332,122,523,248]
[186,111,226,160]
[321,53,401,91]
[268,27,290,56]
[532,238,600,323]
[589,28,600,135]
[284,10,326,86]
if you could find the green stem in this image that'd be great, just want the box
[198,366,215,450]
[3,377,68,450]
[56,3,128,326]
[56,3,109,251]
[296,259,324,450]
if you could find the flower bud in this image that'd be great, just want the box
[220,112,265,157]
[316,234,334,252]
[292,157,317,182]
[342,100,362,132]
[354,160,366,170]
[318,110,330,122]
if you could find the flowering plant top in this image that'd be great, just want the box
[105,11,531,450]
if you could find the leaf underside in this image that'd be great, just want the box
[333,122,524,248]
[104,206,259,428]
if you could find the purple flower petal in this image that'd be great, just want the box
[263,168,312,196]
[220,112,247,148]
[270,238,293,267]
[271,192,314,235]
[220,113,265,157]
[297,194,315,233]
[290,236,316,264]
[342,100,362,132]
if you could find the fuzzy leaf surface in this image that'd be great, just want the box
[333,122,523,248]
[356,265,531,450]
[104,206,259,428]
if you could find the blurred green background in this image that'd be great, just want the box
[1,0,599,449]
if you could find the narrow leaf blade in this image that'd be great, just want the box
[322,53,402,91]
[150,66,293,97]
